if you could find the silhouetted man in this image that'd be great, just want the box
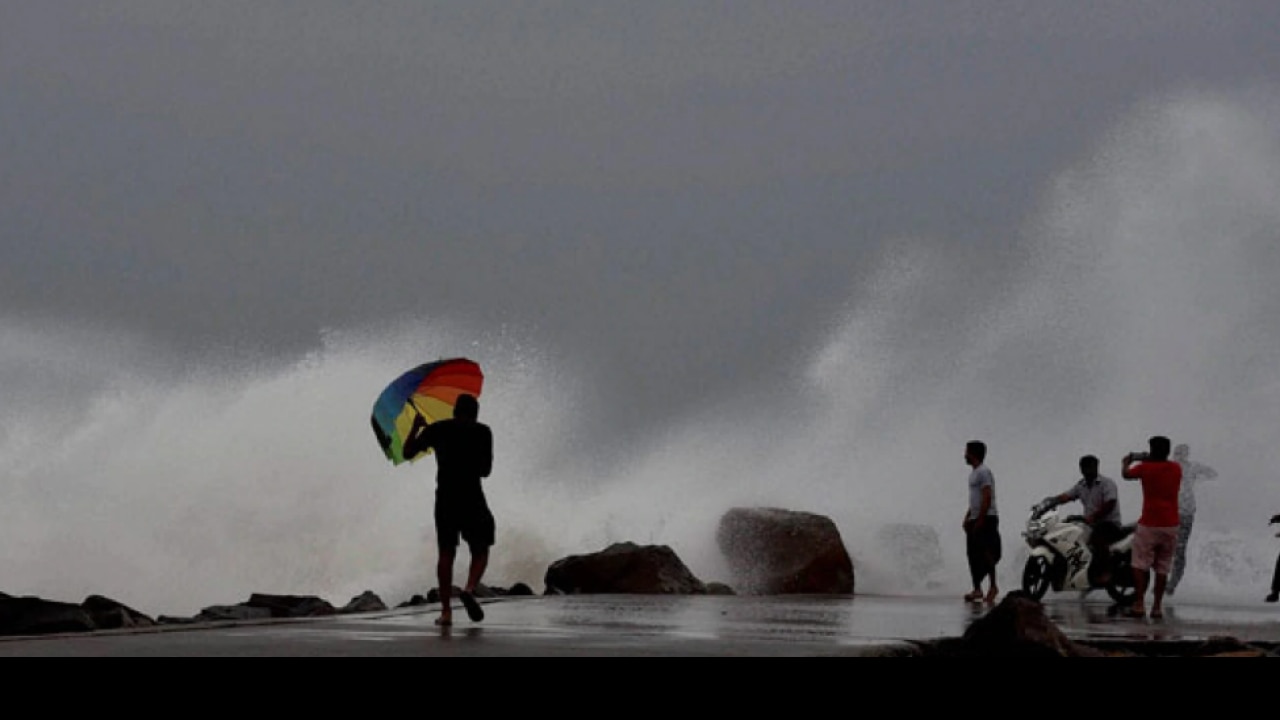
[403,393,494,627]
[1269,514,1280,604]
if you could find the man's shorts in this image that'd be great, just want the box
[1131,525,1179,574]
[435,497,496,553]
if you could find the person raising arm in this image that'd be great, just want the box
[1120,437,1182,619]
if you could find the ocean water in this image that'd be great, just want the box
[2,90,1279,619]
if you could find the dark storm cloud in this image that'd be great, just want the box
[4,1,1279,435]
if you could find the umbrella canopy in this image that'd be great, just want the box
[371,358,484,465]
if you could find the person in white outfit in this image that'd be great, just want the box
[1168,443,1217,596]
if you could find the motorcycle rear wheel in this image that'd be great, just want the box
[1105,557,1137,604]
[1022,555,1052,601]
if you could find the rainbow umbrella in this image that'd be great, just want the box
[371,358,484,465]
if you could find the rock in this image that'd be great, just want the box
[1195,636,1268,657]
[544,542,707,595]
[244,593,337,618]
[948,591,1105,657]
[341,591,388,614]
[0,596,96,636]
[197,605,274,623]
[716,507,855,595]
[156,615,201,625]
[705,582,736,596]
[81,595,155,630]
[505,582,536,597]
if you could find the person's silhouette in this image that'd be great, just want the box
[403,394,494,627]
[1169,443,1217,596]
[1268,514,1280,604]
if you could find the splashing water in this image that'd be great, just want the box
[2,89,1279,617]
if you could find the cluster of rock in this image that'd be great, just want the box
[0,506,850,636]
[3,506,1273,656]
[0,584,541,637]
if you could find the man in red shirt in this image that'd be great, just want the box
[1121,436,1182,620]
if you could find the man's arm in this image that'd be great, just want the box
[403,414,431,459]
[1121,455,1141,480]
[1037,492,1071,514]
[478,426,493,478]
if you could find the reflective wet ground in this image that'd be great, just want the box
[0,593,1276,656]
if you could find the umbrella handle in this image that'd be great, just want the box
[402,401,431,459]
[407,398,426,420]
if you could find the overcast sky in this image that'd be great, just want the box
[4,1,1280,437]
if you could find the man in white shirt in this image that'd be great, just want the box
[1037,455,1124,586]
[963,440,1001,605]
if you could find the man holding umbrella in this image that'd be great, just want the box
[404,393,494,626]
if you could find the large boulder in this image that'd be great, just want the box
[341,591,389,614]
[716,507,855,595]
[934,591,1105,657]
[244,594,337,618]
[82,595,156,631]
[0,596,96,636]
[194,594,336,623]
[195,605,275,623]
[544,542,707,595]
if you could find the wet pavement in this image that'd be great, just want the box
[0,593,1277,656]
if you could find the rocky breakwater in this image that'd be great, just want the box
[0,584,536,638]
[5,505,1277,655]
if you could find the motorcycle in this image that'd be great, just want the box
[1020,503,1138,604]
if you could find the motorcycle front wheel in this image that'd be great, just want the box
[1022,555,1052,600]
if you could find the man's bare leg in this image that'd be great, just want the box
[436,547,457,626]
[1130,568,1149,616]
[464,548,490,594]
[984,572,1000,605]
[1150,573,1168,618]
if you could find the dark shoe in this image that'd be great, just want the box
[459,591,484,622]
[1266,592,1279,604]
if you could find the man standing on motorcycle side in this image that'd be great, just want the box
[1121,436,1182,620]
[1036,455,1123,587]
